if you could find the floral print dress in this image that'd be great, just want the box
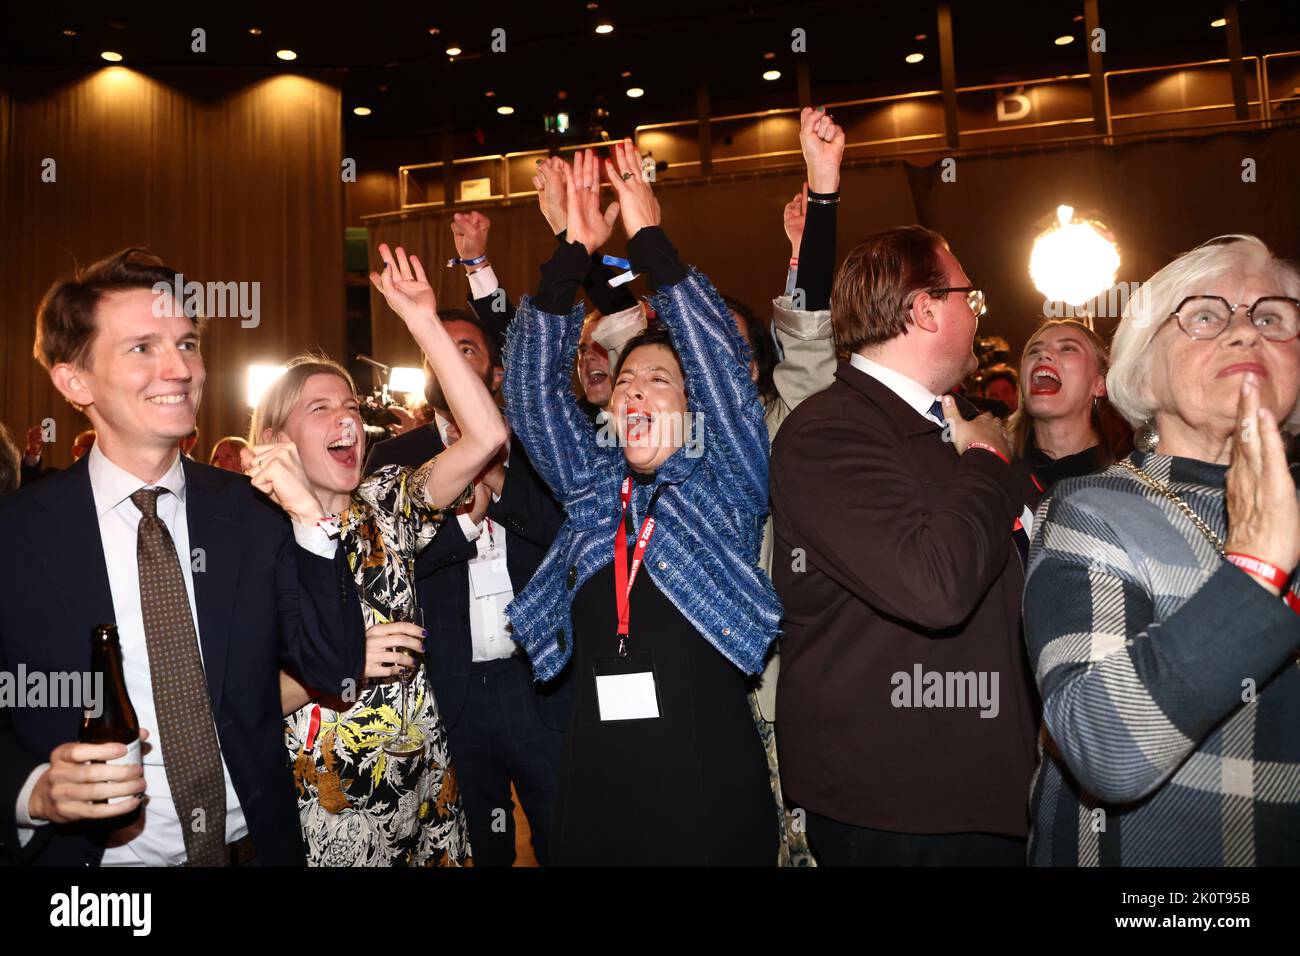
[285,459,473,867]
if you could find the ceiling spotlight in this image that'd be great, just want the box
[276,49,297,61]
[905,52,924,64]
[626,87,644,98]
[620,70,632,78]
[497,105,515,115]
[595,23,614,35]
[914,33,927,41]
[1030,205,1121,308]
[1055,35,1074,45]
[63,28,77,37]
[353,106,372,116]
[100,51,123,62]
[763,70,781,81]
[763,51,776,60]
[1211,18,1227,28]
[445,46,462,56]
[248,27,262,36]
[428,26,440,35]
[485,90,495,97]
[1073,14,1084,22]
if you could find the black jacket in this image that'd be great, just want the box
[0,457,365,865]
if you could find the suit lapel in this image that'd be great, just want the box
[36,460,116,651]
[182,459,239,713]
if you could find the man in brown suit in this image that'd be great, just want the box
[769,226,1039,866]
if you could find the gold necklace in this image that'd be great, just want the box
[1117,458,1299,669]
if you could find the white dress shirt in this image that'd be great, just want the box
[16,444,336,864]
[849,352,1033,536]
[433,414,517,663]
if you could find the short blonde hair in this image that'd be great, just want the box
[248,353,356,445]
[1107,235,1300,429]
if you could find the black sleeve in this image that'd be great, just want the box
[467,285,515,346]
[581,254,640,317]
[486,454,566,550]
[626,226,687,291]
[794,189,838,312]
[533,240,595,315]
[276,529,366,701]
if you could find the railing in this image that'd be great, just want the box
[387,51,1298,212]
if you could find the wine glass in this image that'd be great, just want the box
[383,607,426,757]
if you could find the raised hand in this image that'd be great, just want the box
[450,212,491,263]
[784,184,808,258]
[532,156,569,236]
[370,243,437,325]
[1225,372,1300,592]
[241,442,326,524]
[563,149,620,255]
[604,137,661,241]
[799,106,845,194]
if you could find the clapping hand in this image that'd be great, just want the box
[784,184,808,258]
[370,243,437,326]
[532,156,569,236]
[1225,372,1300,593]
[450,212,491,264]
[799,106,845,194]
[562,149,620,255]
[603,137,661,240]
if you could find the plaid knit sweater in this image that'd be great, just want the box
[1024,450,1300,865]
[501,240,782,683]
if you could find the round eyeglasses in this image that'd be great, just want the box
[1171,295,1300,342]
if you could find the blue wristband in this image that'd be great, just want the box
[446,253,487,268]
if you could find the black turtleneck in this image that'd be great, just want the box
[1025,431,1105,493]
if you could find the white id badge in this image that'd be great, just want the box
[468,551,512,598]
[594,653,661,721]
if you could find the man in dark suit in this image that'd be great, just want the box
[0,248,364,866]
[367,306,569,866]
[770,226,1040,867]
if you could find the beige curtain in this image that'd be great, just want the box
[0,67,344,468]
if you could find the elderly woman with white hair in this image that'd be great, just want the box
[1023,235,1300,866]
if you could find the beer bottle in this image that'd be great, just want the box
[80,624,141,800]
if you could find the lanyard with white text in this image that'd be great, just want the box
[613,476,663,657]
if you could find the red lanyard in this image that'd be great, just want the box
[613,476,659,656]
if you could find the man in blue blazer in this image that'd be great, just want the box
[0,248,365,867]
[367,306,570,866]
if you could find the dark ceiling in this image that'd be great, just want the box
[3,0,1297,154]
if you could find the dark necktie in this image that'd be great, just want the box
[131,487,228,867]
[927,399,945,424]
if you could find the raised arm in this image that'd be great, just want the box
[503,149,620,503]
[451,211,515,342]
[370,243,507,508]
[771,184,835,420]
[603,138,770,514]
[792,107,844,313]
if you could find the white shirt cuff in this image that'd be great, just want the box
[457,512,485,541]
[467,265,500,301]
[16,763,49,845]
[292,520,339,559]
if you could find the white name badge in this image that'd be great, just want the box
[593,653,661,721]
[1019,504,1035,538]
[468,551,512,598]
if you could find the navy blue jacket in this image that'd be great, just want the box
[0,457,366,866]
[365,425,571,730]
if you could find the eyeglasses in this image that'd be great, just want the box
[1170,295,1300,343]
[926,287,987,320]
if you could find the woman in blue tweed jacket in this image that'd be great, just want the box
[502,141,781,865]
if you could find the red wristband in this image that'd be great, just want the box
[1224,552,1290,591]
[967,441,1010,465]
[789,257,799,268]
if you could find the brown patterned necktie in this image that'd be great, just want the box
[131,487,229,867]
